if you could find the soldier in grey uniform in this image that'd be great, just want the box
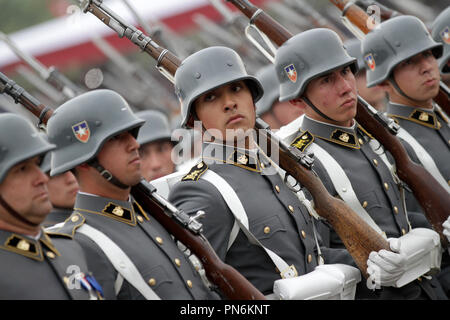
[135,109,176,181]
[41,151,79,228]
[361,15,450,296]
[274,28,447,299]
[168,46,360,298]
[45,89,219,300]
[0,113,103,300]
[344,38,387,112]
[255,64,303,130]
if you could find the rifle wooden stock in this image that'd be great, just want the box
[257,120,388,278]
[329,0,450,117]
[0,70,265,300]
[227,0,450,247]
[131,182,265,300]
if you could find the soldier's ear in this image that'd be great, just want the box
[289,98,308,110]
[376,80,392,94]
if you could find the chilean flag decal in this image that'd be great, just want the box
[364,53,376,71]
[72,120,90,143]
[284,64,297,83]
[440,26,450,44]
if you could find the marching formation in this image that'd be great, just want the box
[0,0,449,302]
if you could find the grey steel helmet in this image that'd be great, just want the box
[275,28,358,102]
[0,113,55,183]
[361,15,443,87]
[255,64,280,115]
[174,46,264,128]
[47,89,145,176]
[344,38,365,72]
[136,109,173,146]
[431,6,450,74]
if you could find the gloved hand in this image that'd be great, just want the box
[366,238,407,290]
[443,216,450,243]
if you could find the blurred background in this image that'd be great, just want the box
[0,0,447,126]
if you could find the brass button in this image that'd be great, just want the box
[264,226,270,234]
[384,182,389,191]
[63,276,69,286]
[137,215,144,223]
[288,205,294,213]
[275,185,280,193]
[373,159,378,166]
[156,237,163,245]
[394,206,399,214]
[301,230,306,239]
[46,251,56,259]
[174,258,181,267]
[186,280,193,288]
[307,254,312,263]
[71,215,79,222]
[358,138,364,145]
[401,228,406,235]
[148,278,156,286]
[362,201,368,208]
[197,163,203,169]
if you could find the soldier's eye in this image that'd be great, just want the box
[204,94,215,102]
[232,85,242,92]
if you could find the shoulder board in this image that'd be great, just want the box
[290,131,314,152]
[181,161,208,182]
[45,212,86,239]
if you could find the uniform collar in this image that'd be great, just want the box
[386,102,441,129]
[201,142,262,172]
[300,116,362,149]
[73,192,140,226]
[0,228,60,261]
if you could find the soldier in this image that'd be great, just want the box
[344,38,387,112]
[255,64,303,130]
[0,113,103,299]
[431,6,450,76]
[361,15,450,297]
[41,152,79,227]
[135,110,176,181]
[45,89,220,300]
[274,28,447,299]
[361,15,449,193]
[168,46,361,299]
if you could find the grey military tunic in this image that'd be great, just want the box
[42,207,73,228]
[169,143,318,296]
[0,228,103,299]
[386,102,450,297]
[288,115,447,300]
[46,192,218,300]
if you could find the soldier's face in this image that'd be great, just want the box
[304,66,358,126]
[139,140,175,181]
[391,50,441,102]
[194,81,256,143]
[97,131,142,186]
[0,156,52,225]
[47,171,79,209]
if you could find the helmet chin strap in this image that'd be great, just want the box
[88,158,130,190]
[389,77,425,105]
[0,194,39,227]
[302,96,338,122]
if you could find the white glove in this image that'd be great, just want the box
[443,216,450,243]
[366,238,407,290]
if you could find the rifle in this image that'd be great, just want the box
[226,0,450,247]
[0,31,84,100]
[76,0,397,278]
[328,0,450,117]
[0,69,265,300]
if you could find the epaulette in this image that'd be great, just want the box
[45,212,86,239]
[181,161,208,182]
[290,131,314,152]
